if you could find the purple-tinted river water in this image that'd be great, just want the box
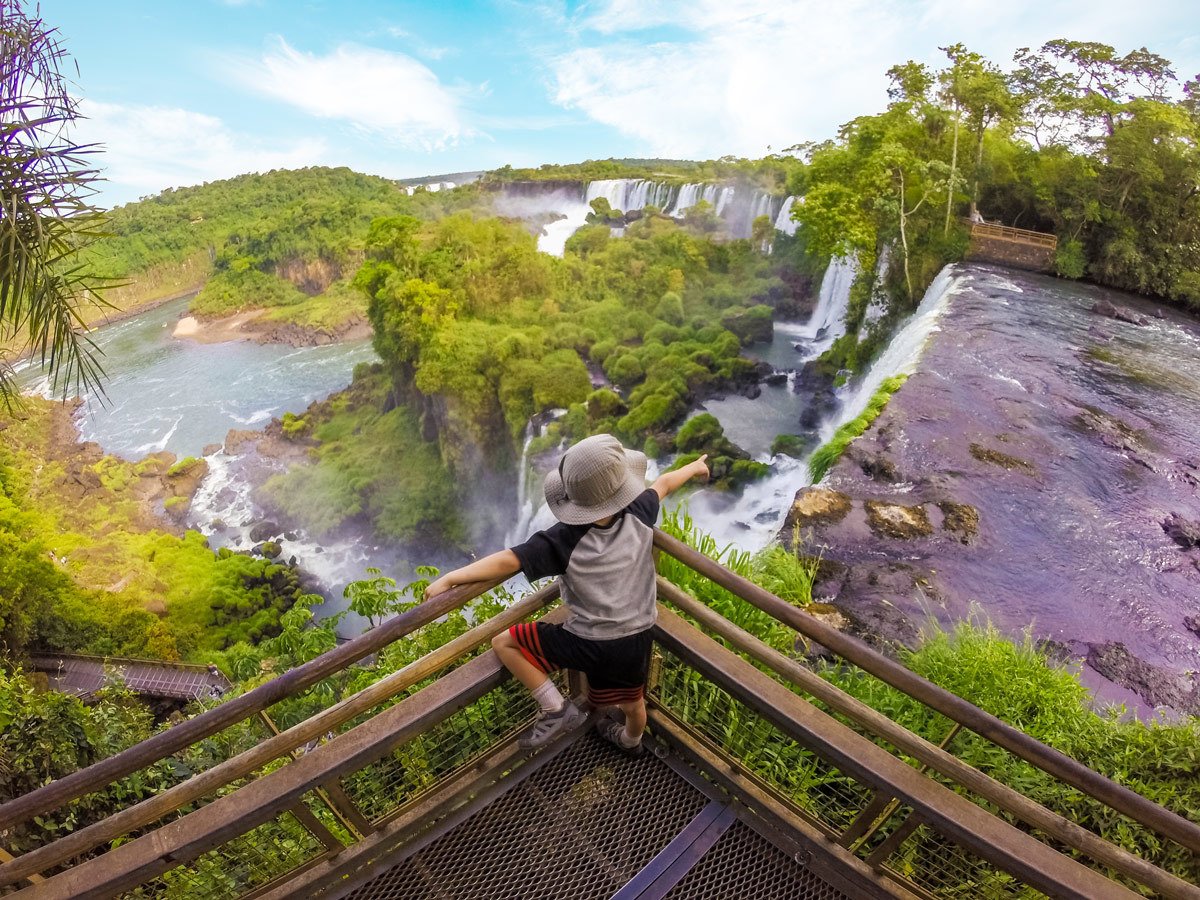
[804,265,1200,716]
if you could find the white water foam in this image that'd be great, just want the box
[676,265,965,551]
[532,179,787,255]
[774,256,858,361]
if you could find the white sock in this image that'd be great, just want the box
[531,679,565,713]
[620,725,641,748]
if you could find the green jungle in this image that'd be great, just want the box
[1,10,1198,892]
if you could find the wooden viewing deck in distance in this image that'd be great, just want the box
[963,219,1058,272]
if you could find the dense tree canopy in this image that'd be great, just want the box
[795,39,1200,327]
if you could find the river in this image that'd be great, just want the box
[19,295,376,459]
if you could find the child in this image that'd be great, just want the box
[424,434,709,753]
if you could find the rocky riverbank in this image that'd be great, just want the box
[781,266,1200,718]
[174,310,372,348]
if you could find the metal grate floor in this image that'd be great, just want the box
[344,734,849,900]
[664,820,849,900]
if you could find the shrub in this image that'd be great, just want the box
[808,375,906,482]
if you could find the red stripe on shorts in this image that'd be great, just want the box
[588,686,644,705]
[510,623,554,674]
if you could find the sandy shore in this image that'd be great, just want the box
[173,310,265,343]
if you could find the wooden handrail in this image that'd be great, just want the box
[0,583,561,888]
[14,638,527,900]
[656,577,1199,900]
[0,576,508,835]
[651,528,1200,856]
[652,606,1138,900]
[966,220,1058,247]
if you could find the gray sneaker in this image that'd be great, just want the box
[596,711,644,756]
[520,701,587,749]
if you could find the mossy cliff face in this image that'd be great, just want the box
[0,399,312,661]
[781,267,1200,717]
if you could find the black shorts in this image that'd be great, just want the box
[510,622,653,707]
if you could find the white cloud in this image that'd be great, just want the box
[76,100,327,205]
[550,0,1200,158]
[231,38,470,150]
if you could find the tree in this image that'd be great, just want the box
[0,1,109,407]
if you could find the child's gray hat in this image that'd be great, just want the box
[543,433,648,525]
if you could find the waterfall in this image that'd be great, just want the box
[529,178,789,253]
[505,420,538,547]
[774,256,858,360]
[774,196,798,235]
[673,264,964,551]
[831,264,962,437]
[863,245,892,327]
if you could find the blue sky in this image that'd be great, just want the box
[50,0,1200,207]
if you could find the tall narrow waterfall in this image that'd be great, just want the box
[774,256,858,360]
[505,420,538,548]
[774,196,798,235]
[675,265,964,551]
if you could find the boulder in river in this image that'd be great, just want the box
[249,521,280,543]
[1091,299,1149,326]
[782,488,852,534]
[864,501,934,540]
[255,541,282,559]
[1161,513,1200,549]
[1086,642,1200,714]
[937,501,980,543]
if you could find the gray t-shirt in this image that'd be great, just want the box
[510,489,660,640]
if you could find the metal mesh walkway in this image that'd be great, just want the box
[344,733,847,900]
[29,653,230,701]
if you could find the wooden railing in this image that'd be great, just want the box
[0,531,1196,899]
[966,220,1058,248]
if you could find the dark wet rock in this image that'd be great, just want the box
[938,501,980,543]
[763,371,788,387]
[822,562,927,649]
[864,501,933,540]
[782,488,853,534]
[288,555,298,567]
[1086,642,1200,714]
[771,433,816,459]
[1091,299,1150,326]
[1162,513,1200,549]
[255,541,282,559]
[284,531,299,541]
[741,383,762,400]
[249,521,280,543]
[799,389,841,430]
[753,510,777,524]
[1154,308,1165,319]
[1183,616,1200,638]
[969,442,1037,474]
[848,447,900,482]
[1035,639,1075,666]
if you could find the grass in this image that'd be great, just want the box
[656,507,1200,888]
[807,375,906,483]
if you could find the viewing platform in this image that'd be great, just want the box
[28,654,230,703]
[0,532,1196,899]
[963,220,1058,272]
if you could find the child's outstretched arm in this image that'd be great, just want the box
[424,549,521,599]
[651,454,710,500]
